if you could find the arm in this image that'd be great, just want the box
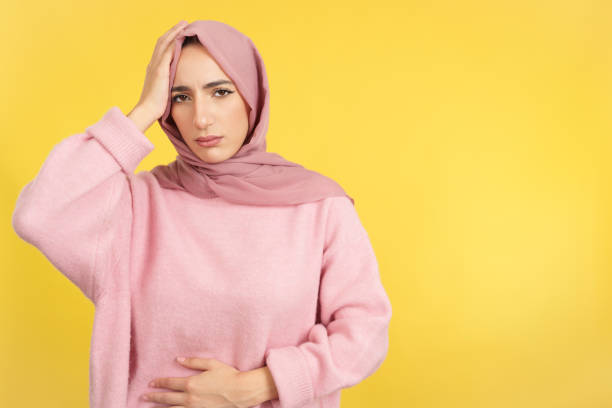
[234,366,278,407]
[11,106,155,303]
[263,197,393,408]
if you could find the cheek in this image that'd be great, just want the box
[229,100,250,128]
[171,105,191,121]
[228,103,243,120]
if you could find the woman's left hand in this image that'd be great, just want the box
[141,357,250,408]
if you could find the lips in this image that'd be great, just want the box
[195,136,222,142]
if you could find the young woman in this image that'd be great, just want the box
[12,19,392,408]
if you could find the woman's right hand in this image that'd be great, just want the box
[132,20,190,125]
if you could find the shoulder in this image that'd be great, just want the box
[124,170,163,199]
[323,195,369,247]
[324,194,358,218]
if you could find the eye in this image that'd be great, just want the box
[214,88,234,97]
[171,88,234,104]
[172,94,188,103]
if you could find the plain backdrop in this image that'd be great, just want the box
[2,1,611,407]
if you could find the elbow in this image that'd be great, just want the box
[373,305,392,372]
[383,293,392,320]
[378,294,392,362]
[12,200,45,244]
[379,290,393,328]
[12,207,34,242]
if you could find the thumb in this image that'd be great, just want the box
[176,356,217,370]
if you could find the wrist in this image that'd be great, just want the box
[127,104,157,133]
[234,366,278,407]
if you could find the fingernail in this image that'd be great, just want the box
[177,357,186,362]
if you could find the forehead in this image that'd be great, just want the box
[174,44,229,81]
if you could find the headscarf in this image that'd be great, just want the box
[150,19,355,206]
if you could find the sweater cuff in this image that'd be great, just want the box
[265,346,314,408]
[85,106,155,174]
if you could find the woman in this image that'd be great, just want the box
[12,19,392,408]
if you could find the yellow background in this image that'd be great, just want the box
[2,1,611,407]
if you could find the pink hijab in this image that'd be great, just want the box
[150,19,354,206]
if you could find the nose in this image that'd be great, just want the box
[193,97,214,129]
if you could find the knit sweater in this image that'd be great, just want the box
[11,106,392,408]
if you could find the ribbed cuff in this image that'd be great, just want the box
[85,106,155,174]
[265,346,314,408]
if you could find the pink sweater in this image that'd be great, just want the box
[11,106,392,408]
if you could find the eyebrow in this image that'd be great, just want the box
[171,79,235,93]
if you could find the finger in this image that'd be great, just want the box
[144,391,187,406]
[151,376,189,391]
[162,20,189,39]
[159,21,189,48]
[177,356,218,371]
[152,22,189,60]
[154,22,188,61]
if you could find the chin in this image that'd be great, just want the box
[197,153,229,164]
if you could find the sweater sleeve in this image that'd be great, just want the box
[264,196,393,408]
[11,106,154,303]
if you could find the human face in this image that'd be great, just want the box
[170,43,250,163]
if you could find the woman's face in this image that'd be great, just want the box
[170,43,250,163]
